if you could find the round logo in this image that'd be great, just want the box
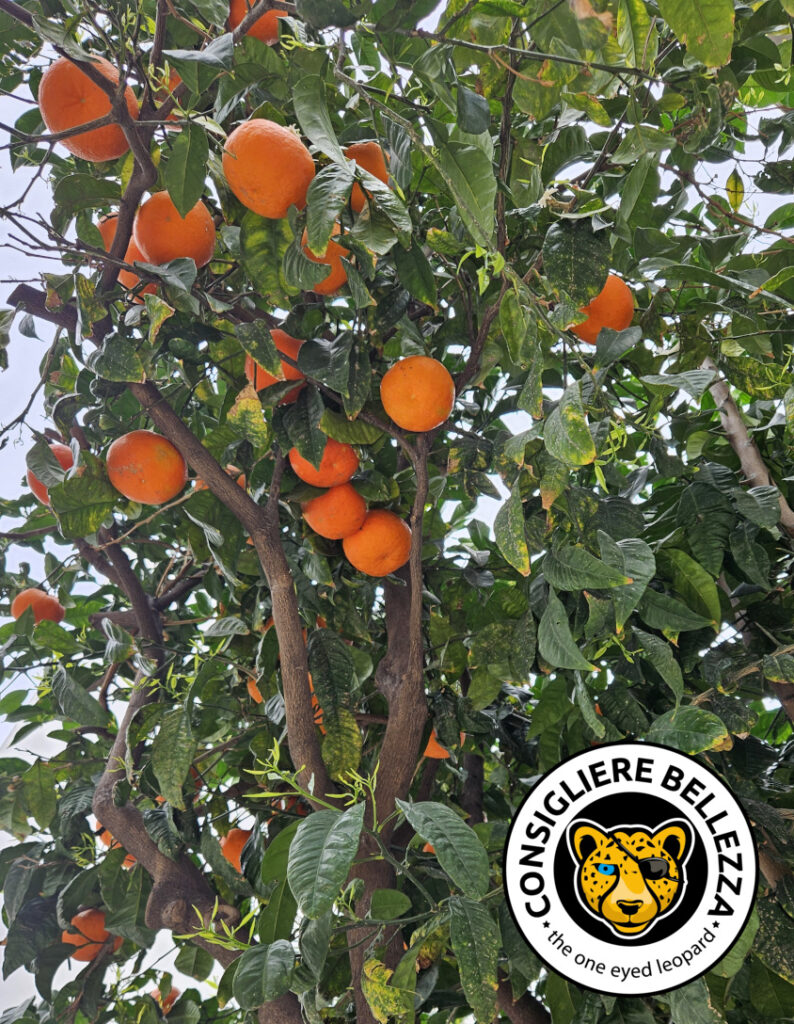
[503,742,757,995]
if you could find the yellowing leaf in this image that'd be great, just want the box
[726,168,744,212]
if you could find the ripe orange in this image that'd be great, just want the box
[228,0,287,42]
[27,441,73,505]
[223,119,315,219]
[380,356,455,433]
[98,213,157,298]
[61,908,122,962]
[220,827,252,872]
[570,274,634,345]
[289,437,358,487]
[344,141,389,213]
[302,483,367,540]
[424,730,465,759]
[342,509,412,577]
[106,429,188,505]
[194,463,246,491]
[133,192,216,268]
[301,225,348,295]
[422,842,435,854]
[151,987,180,1015]
[97,821,136,869]
[11,588,65,624]
[155,70,182,122]
[38,56,139,163]
[245,328,305,404]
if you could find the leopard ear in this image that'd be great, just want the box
[653,820,692,862]
[568,821,607,863]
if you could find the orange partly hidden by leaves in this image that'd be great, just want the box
[133,192,216,268]
[220,827,252,873]
[155,70,182,123]
[289,437,358,488]
[228,0,287,43]
[98,213,157,299]
[62,908,122,962]
[223,119,315,219]
[381,355,455,433]
[422,842,435,854]
[570,273,634,345]
[302,483,367,540]
[106,429,188,505]
[11,588,65,624]
[342,509,412,577]
[302,225,348,295]
[424,730,466,759]
[27,441,73,505]
[245,328,305,404]
[97,822,136,869]
[344,141,389,213]
[194,463,246,491]
[38,56,139,163]
[151,987,180,1015]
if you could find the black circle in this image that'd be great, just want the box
[553,791,707,946]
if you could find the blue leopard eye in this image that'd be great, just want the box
[596,863,617,876]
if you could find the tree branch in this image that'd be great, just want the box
[497,974,551,1024]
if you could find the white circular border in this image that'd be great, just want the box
[503,742,757,996]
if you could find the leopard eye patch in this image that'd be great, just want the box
[639,857,670,880]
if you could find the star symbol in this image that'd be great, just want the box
[543,921,550,928]
[712,921,720,929]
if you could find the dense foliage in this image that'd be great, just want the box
[0,0,793,1021]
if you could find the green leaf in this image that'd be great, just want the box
[292,75,346,162]
[633,628,684,705]
[542,220,611,305]
[544,382,596,467]
[295,0,359,28]
[227,385,270,451]
[543,545,631,590]
[164,123,210,219]
[457,86,491,134]
[665,978,726,1024]
[640,370,716,399]
[258,878,297,945]
[297,334,354,396]
[657,549,721,625]
[494,480,530,576]
[307,629,356,724]
[393,242,438,309]
[236,320,283,379]
[598,533,655,631]
[748,957,794,1017]
[287,803,365,918]
[396,800,489,899]
[21,763,56,830]
[656,0,734,66]
[101,619,136,662]
[320,407,382,445]
[306,163,354,255]
[89,332,145,382]
[449,896,499,1023]
[321,708,362,781]
[51,665,113,728]
[617,0,657,68]
[637,590,714,634]
[151,710,197,810]
[711,909,758,977]
[174,944,215,981]
[240,212,294,304]
[538,589,595,671]
[370,889,412,920]
[361,958,415,1023]
[163,33,234,93]
[26,439,72,489]
[726,168,744,212]
[646,706,730,754]
[284,387,326,469]
[232,940,294,1008]
[437,141,497,248]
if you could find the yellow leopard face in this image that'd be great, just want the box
[568,820,691,937]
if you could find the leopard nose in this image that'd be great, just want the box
[616,901,643,917]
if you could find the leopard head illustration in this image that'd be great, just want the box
[567,819,692,937]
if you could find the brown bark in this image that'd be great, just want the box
[497,974,551,1024]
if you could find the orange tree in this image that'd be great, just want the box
[0,0,793,1021]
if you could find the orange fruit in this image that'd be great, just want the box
[289,437,358,488]
[97,822,136,869]
[98,213,157,298]
[228,0,287,42]
[220,827,252,872]
[133,192,216,268]
[380,355,455,433]
[301,225,348,295]
[27,441,73,505]
[155,70,182,122]
[106,429,188,505]
[342,509,412,577]
[194,464,246,491]
[344,141,389,213]
[570,274,634,345]
[424,730,465,759]
[62,908,122,962]
[151,987,180,1015]
[245,328,305,404]
[302,483,367,540]
[422,842,435,854]
[223,119,315,219]
[11,588,65,624]
[247,676,264,704]
[38,56,139,163]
